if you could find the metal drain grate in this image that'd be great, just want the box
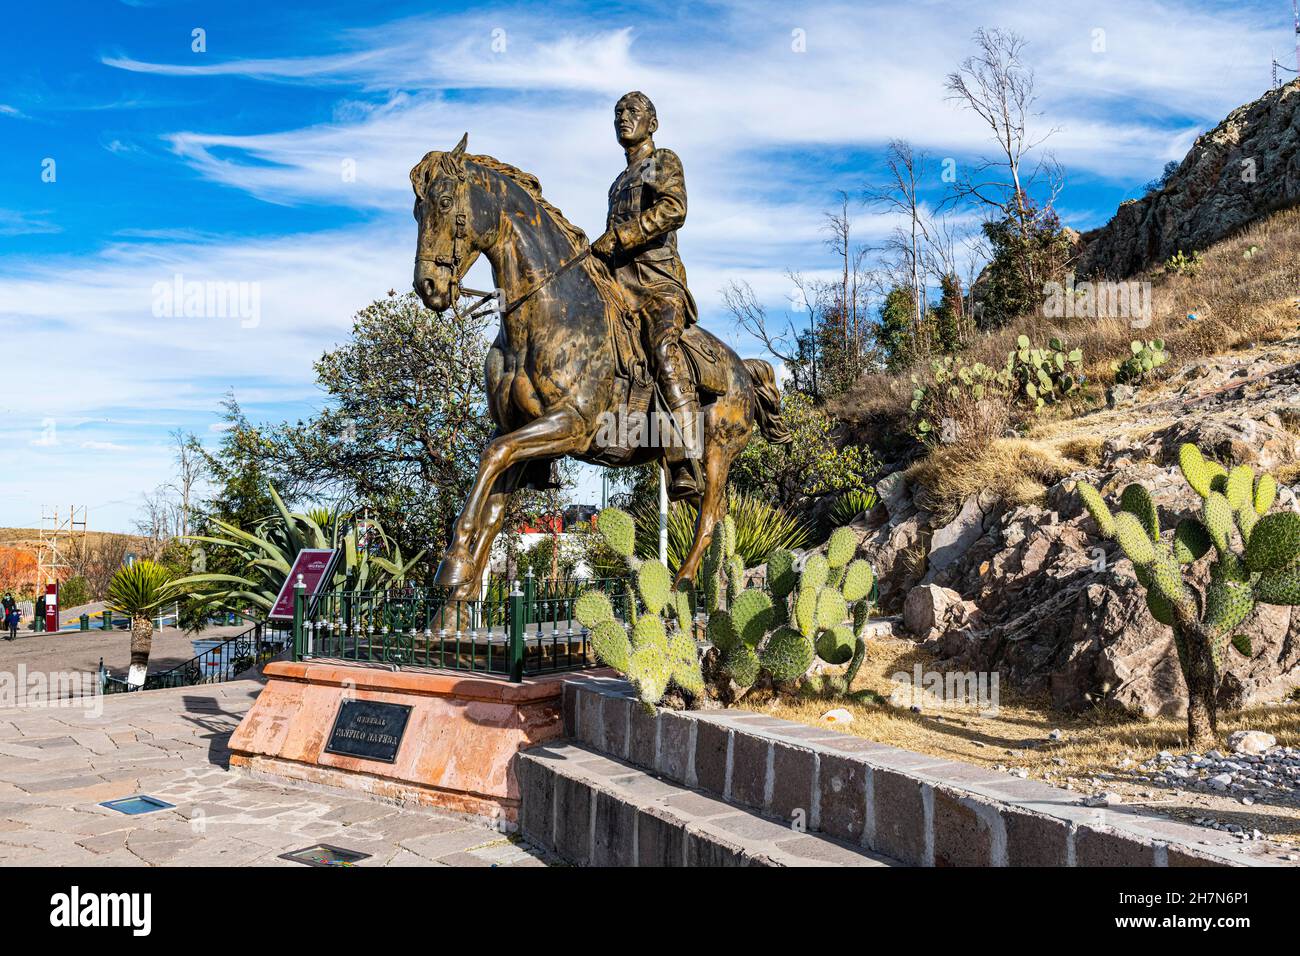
[99,795,175,815]
[279,843,372,867]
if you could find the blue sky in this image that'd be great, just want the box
[0,0,1292,531]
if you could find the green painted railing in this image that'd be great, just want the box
[292,572,631,681]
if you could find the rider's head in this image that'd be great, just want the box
[615,91,657,149]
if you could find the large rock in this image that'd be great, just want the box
[1074,80,1300,278]
[903,585,959,642]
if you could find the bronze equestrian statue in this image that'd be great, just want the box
[411,94,790,599]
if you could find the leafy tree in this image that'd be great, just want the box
[930,273,968,355]
[975,202,1073,329]
[264,292,495,565]
[875,285,919,371]
[728,391,879,510]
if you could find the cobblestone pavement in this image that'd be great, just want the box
[0,679,551,866]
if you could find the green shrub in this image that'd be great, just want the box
[828,488,879,526]
[58,575,92,610]
[1164,249,1203,275]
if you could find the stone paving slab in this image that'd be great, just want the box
[0,679,553,867]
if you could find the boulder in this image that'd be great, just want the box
[1227,730,1277,755]
[902,584,974,642]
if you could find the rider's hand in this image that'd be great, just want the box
[591,230,617,258]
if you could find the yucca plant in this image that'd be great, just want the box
[632,491,809,574]
[107,560,175,688]
[172,484,424,616]
[828,488,879,526]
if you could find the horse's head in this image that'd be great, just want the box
[410,132,480,312]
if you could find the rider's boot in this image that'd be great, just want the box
[659,351,702,498]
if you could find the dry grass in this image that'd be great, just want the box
[1055,434,1105,467]
[747,637,1300,840]
[903,438,1077,520]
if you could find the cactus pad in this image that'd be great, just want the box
[1172,518,1212,564]
[1077,483,1116,537]
[575,589,615,629]
[1225,465,1254,511]
[596,507,636,558]
[722,643,761,687]
[1113,511,1156,565]
[1255,564,1300,605]
[1254,474,1277,515]
[636,559,672,615]
[826,527,857,568]
[801,554,829,592]
[632,613,666,649]
[815,587,849,629]
[766,548,797,598]
[1178,443,1212,498]
[590,620,631,672]
[760,627,815,683]
[1204,580,1255,636]
[1202,492,1234,553]
[627,639,671,706]
[1244,512,1300,572]
[840,559,875,602]
[795,586,818,638]
[707,610,739,653]
[1120,483,1160,542]
[731,588,773,646]
[815,624,856,665]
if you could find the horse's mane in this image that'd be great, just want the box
[413,150,628,314]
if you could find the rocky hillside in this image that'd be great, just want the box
[850,342,1300,719]
[1074,79,1300,279]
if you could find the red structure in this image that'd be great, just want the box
[44,581,58,633]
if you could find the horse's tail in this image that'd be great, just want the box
[742,358,791,445]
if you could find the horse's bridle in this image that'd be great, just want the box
[417,178,592,322]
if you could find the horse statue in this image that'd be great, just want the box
[411,134,789,599]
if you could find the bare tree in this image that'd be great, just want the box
[168,428,203,538]
[135,486,180,556]
[944,28,1059,231]
[864,140,932,339]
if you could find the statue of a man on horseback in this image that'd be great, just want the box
[410,99,790,598]
[590,91,701,498]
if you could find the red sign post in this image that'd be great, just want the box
[268,550,339,621]
[45,582,58,633]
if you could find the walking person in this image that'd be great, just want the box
[2,593,17,641]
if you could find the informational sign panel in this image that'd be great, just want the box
[267,549,339,621]
[45,582,58,633]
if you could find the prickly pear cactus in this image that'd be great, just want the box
[1112,338,1168,386]
[576,507,703,709]
[705,522,877,699]
[1004,334,1084,411]
[1077,443,1300,747]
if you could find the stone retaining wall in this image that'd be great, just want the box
[560,677,1283,867]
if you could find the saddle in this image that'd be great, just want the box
[608,307,728,396]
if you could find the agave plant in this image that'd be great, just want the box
[632,490,809,574]
[172,485,425,616]
[106,560,175,688]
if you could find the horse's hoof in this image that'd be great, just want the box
[434,552,475,589]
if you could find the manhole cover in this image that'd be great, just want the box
[100,795,175,815]
[279,843,372,867]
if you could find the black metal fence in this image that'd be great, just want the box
[101,620,294,695]
[292,573,629,680]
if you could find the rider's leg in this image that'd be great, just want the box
[649,303,700,496]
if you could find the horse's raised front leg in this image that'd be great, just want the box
[436,407,587,591]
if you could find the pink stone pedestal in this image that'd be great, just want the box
[229,660,598,824]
